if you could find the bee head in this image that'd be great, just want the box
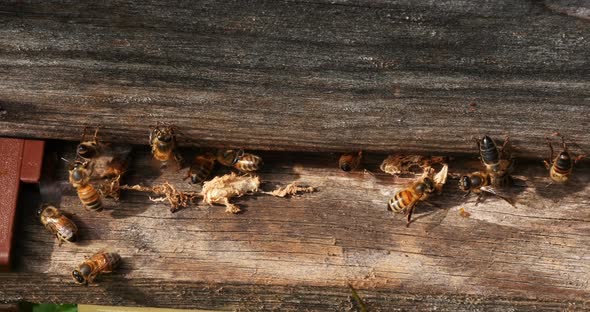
[158,133,172,142]
[69,161,90,184]
[340,163,352,172]
[458,175,471,191]
[72,269,87,284]
[77,143,97,159]
[37,205,55,217]
[416,177,435,194]
[153,126,174,143]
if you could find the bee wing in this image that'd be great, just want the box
[44,221,59,234]
[480,186,517,207]
[40,180,72,206]
[91,145,133,179]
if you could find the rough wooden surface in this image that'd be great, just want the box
[1,274,587,312]
[2,142,590,310]
[0,1,589,156]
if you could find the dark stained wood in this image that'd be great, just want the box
[2,142,590,310]
[0,1,589,157]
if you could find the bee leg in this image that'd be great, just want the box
[500,135,511,159]
[405,203,417,227]
[545,136,554,166]
[174,152,184,171]
[475,193,485,206]
[574,154,587,165]
[545,181,553,188]
[472,136,481,149]
[182,170,191,181]
[543,160,551,170]
[560,134,567,151]
[148,127,154,145]
[81,126,89,142]
[463,190,471,198]
[57,236,63,247]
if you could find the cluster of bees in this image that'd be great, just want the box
[38,124,265,285]
[339,134,586,226]
[37,127,584,284]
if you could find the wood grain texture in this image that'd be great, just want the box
[3,142,590,310]
[1,274,587,312]
[0,1,589,156]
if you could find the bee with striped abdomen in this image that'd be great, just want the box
[68,160,102,211]
[185,152,216,184]
[544,135,586,183]
[339,151,362,172]
[217,149,263,173]
[388,164,448,226]
[475,135,512,174]
[72,251,121,285]
[149,124,182,168]
[38,205,78,246]
[458,171,515,207]
[388,177,435,226]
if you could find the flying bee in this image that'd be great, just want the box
[68,160,102,211]
[475,135,512,174]
[72,251,121,285]
[76,127,132,179]
[185,152,216,184]
[339,150,362,172]
[217,149,263,173]
[76,127,102,160]
[458,171,516,207]
[38,205,78,246]
[388,164,448,226]
[544,135,586,183]
[149,124,182,167]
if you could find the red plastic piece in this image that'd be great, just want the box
[0,138,44,271]
[0,138,24,271]
[20,140,45,183]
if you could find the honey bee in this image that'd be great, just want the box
[149,124,182,167]
[388,177,435,226]
[38,205,78,246]
[185,152,216,184]
[217,149,263,172]
[544,135,586,183]
[76,127,102,160]
[72,251,121,285]
[388,164,448,226]
[458,171,516,207]
[339,151,362,172]
[68,161,102,211]
[475,135,511,174]
[76,127,131,179]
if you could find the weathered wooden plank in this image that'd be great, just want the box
[0,1,589,156]
[0,273,587,311]
[3,142,590,309]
